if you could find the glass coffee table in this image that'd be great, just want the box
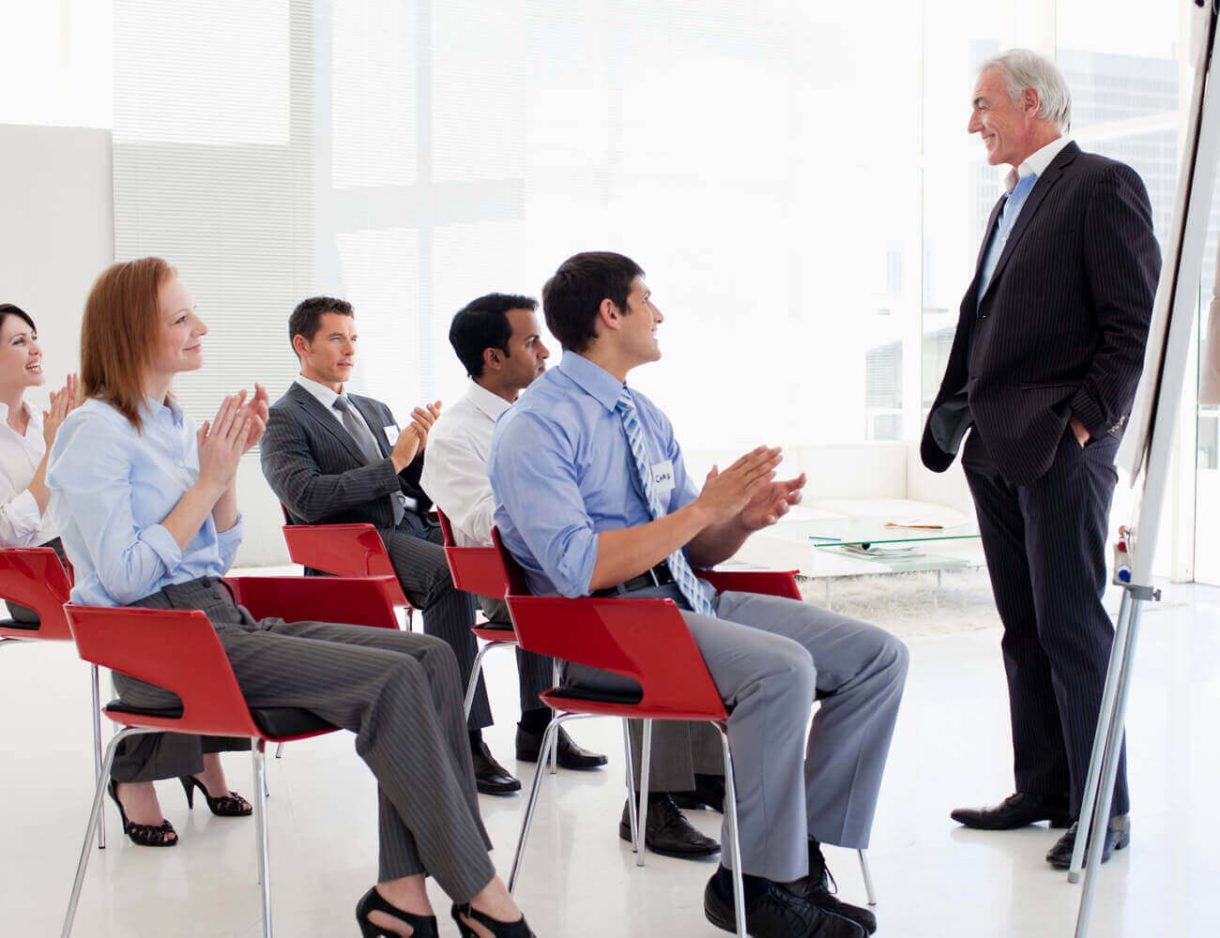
[803,519,982,605]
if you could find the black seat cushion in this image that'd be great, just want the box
[548,684,643,706]
[106,700,334,739]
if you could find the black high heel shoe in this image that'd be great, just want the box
[355,886,439,938]
[179,775,253,817]
[451,902,535,938]
[107,779,178,847]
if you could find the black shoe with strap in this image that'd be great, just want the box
[356,886,439,938]
[107,779,178,848]
[179,775,253,817]
[704,873,865,938]
[950,791,1073,830]
[451,902,535,938]
[798,839,876,935]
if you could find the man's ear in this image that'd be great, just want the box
[596,297,621,333]
[291,333,309,360]
[1022,86,1041,116]
[482,346,501,372]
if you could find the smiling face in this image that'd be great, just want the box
[617,276,664,367]
[968,66,1042,168]
[0,313,44,392]
[295,311,357,392]
[152,275,207,377]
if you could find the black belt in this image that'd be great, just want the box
[593,563,674,597]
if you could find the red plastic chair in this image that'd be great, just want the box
[491,529,744,937]
[58,574,397,938]
[0,548,110,849]
[278,506,414,629]
[434,508,522,718]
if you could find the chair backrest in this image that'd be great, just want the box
[492,527,726,721]
[65,605,262,738]
[0,547,74,640]
[436,509,513,599]
[280,521,397,579]
[697,567,802,601]
[225,575,400,630]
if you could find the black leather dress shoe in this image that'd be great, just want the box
[515,725,608,770]
[618,794,720,858]
[671,773,725,813]
[796,841,876,934]
[1046,815,1130,869]
[471,741,521,795]
[950,792,1073,830]
[704,874,866,938]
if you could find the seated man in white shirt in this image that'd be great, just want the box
[421,292,721,859]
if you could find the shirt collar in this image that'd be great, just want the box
[140,394,184,425]
[0,400,38,436]
[466,380,512,421]
[295,373,343,410]
[558,352,625,413]
[1006,135,1072,191]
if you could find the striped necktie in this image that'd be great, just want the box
[614,387,715,615]
[334,394,404,526]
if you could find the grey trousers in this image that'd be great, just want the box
[116,577,495,899]
[569,584,908,882]
[625,719,724,792]
[383,518,549,729]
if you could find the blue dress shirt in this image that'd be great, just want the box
[488,352,699,598]
[47,397,243,606]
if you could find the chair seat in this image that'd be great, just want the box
[106,700,336,740]
[0,617,41,634]
[472,624,517,643]
[540,687,727,722]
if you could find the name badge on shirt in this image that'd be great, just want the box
[652,459,675,502]
[384,424,399,445]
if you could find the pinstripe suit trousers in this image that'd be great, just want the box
[118,577,495,898]
[963,427,1129,818]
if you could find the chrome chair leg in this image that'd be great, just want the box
[635,719,653,866]
[274,742,284,759]
[463,640,516,720]
[253,740,272,938]
[621,720,639,853]
[718,727,746,938]
[858,849,877,906]
[508,715,564,893]
[62,726,157,938]
[89,663,107,849]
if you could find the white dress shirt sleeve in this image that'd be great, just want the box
[421,427,497,547]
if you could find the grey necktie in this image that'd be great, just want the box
[333,394,404,526]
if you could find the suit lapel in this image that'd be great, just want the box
[979,142,1079,303]
[287,383,367,466]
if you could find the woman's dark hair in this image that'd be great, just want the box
[0,303,37,334]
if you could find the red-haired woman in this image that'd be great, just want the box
[48,258,534,938]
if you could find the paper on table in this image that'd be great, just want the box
[884,520,944,529]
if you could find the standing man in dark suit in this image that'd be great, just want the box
[261,296,521,795]
[922,50,1160,868]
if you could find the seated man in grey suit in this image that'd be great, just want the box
[422,291,716,859]
[261,296,521,795]
[489,253,909,938]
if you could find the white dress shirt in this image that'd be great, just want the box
[0,401,58,547]
[1005,134,1073,191]
[420,381,511,547]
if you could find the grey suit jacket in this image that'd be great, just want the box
[261,382,431,527]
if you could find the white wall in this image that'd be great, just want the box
[0,124,112,399]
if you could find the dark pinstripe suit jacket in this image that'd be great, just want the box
[261,382,431,526]
[921,141,1161,487]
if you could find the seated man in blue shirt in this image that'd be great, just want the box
[489,252,908,938]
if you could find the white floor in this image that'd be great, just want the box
[4,582,1219,938]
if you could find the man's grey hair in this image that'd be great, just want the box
[982,48,1072,133]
